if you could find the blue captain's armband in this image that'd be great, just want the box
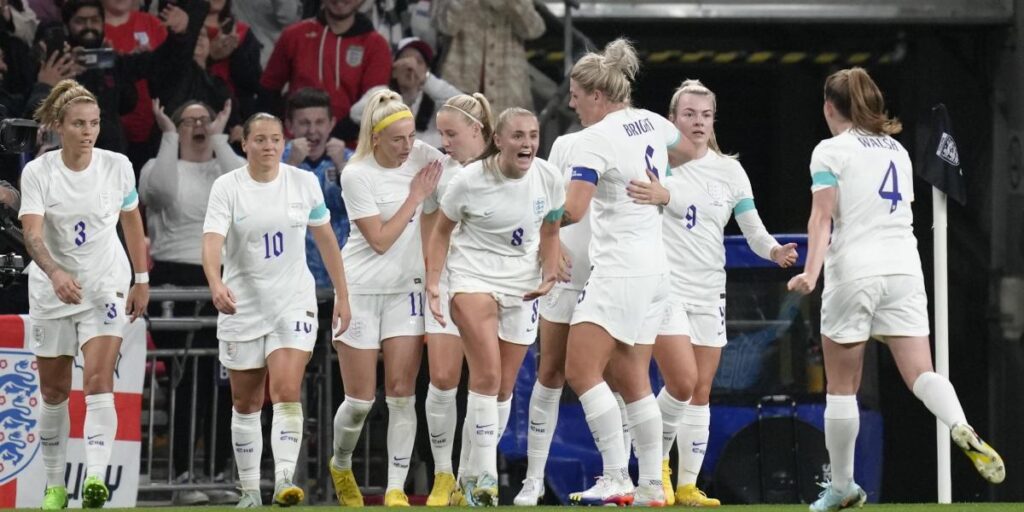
[571,167,598,185]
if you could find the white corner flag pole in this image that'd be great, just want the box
[933,187,952,504]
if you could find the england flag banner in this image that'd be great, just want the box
[0,315,145,508]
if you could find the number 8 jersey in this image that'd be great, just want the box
[204,164,329,341]
[809,128,922,286]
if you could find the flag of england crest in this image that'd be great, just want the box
[0,315,145,508]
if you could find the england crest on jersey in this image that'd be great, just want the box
[0,354,42,484]
[533,198,546,215]
[346,45,365,67]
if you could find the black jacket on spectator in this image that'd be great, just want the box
[222,26,262,123]
[27,1,207,155]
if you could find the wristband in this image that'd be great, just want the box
[134,272,150,284]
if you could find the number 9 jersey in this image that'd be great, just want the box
[809,128,923,287]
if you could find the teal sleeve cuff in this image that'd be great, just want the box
[309,202,329,221]
[121,188,138,209]
[811,170,838,188]
[544,206,565,223]
[733,197,756,216]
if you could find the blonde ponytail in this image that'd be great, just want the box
[352,89,412,163]
[570,38,638,104]
[34,79,97,127]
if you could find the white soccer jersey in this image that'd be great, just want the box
[809,128,922,286]
[19,149,138,319]
[663,151,775,305]
[547,132,590,291]
[440,157,566,296]
[341,140,444,294]
[203,164,329,341]
[568,108,677,277]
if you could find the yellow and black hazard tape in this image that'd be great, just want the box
[526,49,899,65]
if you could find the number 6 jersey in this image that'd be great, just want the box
[809,128,922,286]
[204,164,329,341]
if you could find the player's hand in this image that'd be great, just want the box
[557,249,572,283]
[627,171,670,206]
[772,243,798,268]
[210,282,237,314]
[787,273,816,295]
[50,269,82,304]
[288,137,310,166]
[426,283,445,327]
[126,283,150,321]
[524,274,556,301]
[332,293,351,339]
[409,160,443,203]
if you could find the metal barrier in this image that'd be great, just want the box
[138,286,375,505]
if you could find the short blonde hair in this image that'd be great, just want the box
[352,89,411,162]
[34,79,97,126]
[570,38,639,104]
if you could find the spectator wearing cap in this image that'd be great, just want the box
[350,36,461,149]
[434,0,544,114]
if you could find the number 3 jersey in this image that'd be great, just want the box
[18,149,138,319]
[440,157,565,296]
[809,128,922,286]
[204,164,329,341]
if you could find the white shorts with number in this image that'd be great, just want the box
[450,292,539,345]
[29,297,128,357]
[821,274,930,344]
[571,274,669,346]
[539,286,582,325]
[337,292,426,350]
[684,297,728,348]
[425,288,460,337]
[219,308,318,370]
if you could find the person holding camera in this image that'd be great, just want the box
[18,78,150,510]
[28,0,204,157]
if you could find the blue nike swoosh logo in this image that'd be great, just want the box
[394,457,410,461]
[530,421,544,426]
[692,441,707,446]
[280,431,300,435]
[87,434,102,440]
[41,435,58,441]
[475,424,494,429]
[430,433,444,438]
[235,441,254,447]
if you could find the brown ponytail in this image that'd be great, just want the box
[824,67,902,135]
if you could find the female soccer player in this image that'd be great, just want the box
[425,107,564,507]
[627,79,798,506]
[788,67,1004,511]
[20,79,150,510]
[560,38,697,507]
[202,113,351,508]
[422,93,495,506]
[329,89,443,507]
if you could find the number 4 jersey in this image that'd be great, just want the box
[809,128,923,286]
[204,164,329,341]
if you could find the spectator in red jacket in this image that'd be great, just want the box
[259,0,391,143]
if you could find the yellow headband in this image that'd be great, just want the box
[372,110,413,133]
